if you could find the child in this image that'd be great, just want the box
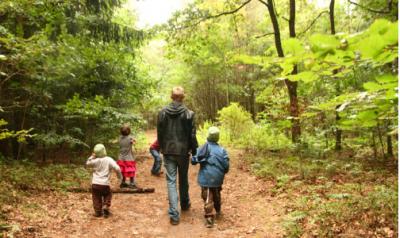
[149,139,163,176]
[191,126,229,228]
[86,144,122,218]
[117,124,137,188]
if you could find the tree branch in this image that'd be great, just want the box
[177,0,253,30]
[254,32,274,38]
[282,16,289,22]
[298,10,329,36]
[207,0,253,19]
[347,0,393,14]
[257,0,269,7]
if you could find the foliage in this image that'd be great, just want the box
[161,0,398,159]
[0,158,90,206]
[247,152,397,237]
[217,103,254,141]
[197,104,292,151]
[236,123,292,152]
[0,0,150,160]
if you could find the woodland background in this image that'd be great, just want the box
[0,0,398,237]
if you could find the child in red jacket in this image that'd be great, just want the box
[149,139,163,176]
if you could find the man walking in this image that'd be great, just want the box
[157,86,198,225]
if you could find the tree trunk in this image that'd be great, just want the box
[263,0,300,142]
[386,121,393,157]
[330,0,342,151]
[387,134,393,157]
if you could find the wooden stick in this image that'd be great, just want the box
[67,187,155,193]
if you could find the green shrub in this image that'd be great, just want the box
[196,120,214,145]
[237,123,292,152]
[283,210,306,237]
[217,103,254,142]
[214,104,292,152]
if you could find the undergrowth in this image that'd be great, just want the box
[246,154,397,237]
[0,157,90,225]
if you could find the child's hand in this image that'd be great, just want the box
[130,138,136,144]
[191,156,198,165]
[91,153,96,158]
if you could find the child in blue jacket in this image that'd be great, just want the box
[191,126,229,228]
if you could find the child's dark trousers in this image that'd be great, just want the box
[201,187,222,218]
[92,184,112,213]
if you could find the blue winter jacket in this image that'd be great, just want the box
[191,141,229,187]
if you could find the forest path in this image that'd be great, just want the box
[28,130,286,237]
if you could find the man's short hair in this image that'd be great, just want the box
[171,86,185,101]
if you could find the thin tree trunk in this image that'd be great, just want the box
[288,0,300,142]
[372,130,378,159]
[376,124,386,158]
[262,0,300,142]
[387,134,393,157]
[330,0,342,151]
[386,120,393,157]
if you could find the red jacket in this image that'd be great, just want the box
[150,140,160,151]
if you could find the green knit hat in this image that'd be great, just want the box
[207,126,220,143]
[93,144,107,158]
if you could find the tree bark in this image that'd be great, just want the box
[386,121,393,157]
[287,0,301,142]
[330,0,342,151]
[261,0,301,142]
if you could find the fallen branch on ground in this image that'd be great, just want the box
[67,187,155,193]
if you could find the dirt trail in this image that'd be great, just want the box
[14,131,286,238]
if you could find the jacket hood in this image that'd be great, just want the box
[165,101,187,117]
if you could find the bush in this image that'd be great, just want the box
[196,120,214,145]
[237,123,292,152]
[211,103,292,152]
[217,103,254,142]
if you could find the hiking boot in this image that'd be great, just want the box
[205,217,214,228]
[93,211,102,217]
[120,182,128,188]
[128,183,137,189]
[103,209,110,218]
[170,218,179,225]
[181,203,191,211]
[151,171,164,176]
[216,211,222,219]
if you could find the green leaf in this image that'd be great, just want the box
[280,60,294,76]
[287,71,319,83]
[357,110,378,127]
[368,19,392,35]
[376,74,397,83]
[363,82,382,92]
[310,34,340,54]
[358,34,386,58]
[283,38,304,56]
[382,21,398,45]
[374,49,398,65]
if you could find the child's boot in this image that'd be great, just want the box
[120,182,128,188]
[205,217,214,228]
[93,211,102,217]
[128,178,137,189]
[103,205,110,218]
